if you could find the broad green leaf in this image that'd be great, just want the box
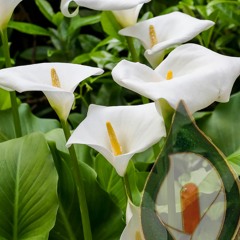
[82,161,124,240]
[48,139,124,240]
[8,21,51,36]
[48,141,83,240]
[92,208,124,240]
[18,102,59,134]
[0,103,60,141]
[141,101,240,240]
[94,154,127,211]
[124,161,143,206]
[45,129,68,155]
[93,83,125,106]
[45,128,95,167]
[68,113,85,129]
[35,0,55,24]
[227,148,240,175]
[0,132,58,239]
[197,92,240,157]
[0,89,11,110]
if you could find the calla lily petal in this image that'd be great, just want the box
[0,63,103,121]
[66,103,166,176]
[120,201,144,240]
[61,0,150,17]
[0,0,22,30]
[112,44,240,113]
[119,12,214,67]
[112,4,143,28]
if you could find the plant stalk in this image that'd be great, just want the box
[123,172,133,202]
[60,119,92,240]
[126,37,139,62]
[1,28,22,138]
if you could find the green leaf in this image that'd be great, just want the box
[20,46,54,61]
[52,12,65,27]
[208,0,240,7]
[47,139,124,240]
[197,92,240,157]
[0,88,11,110]
[8,21,51,36]
[125,161,143,206]
[92,36,119,52]
[68,14,101,36]
[48,141,83,240]
[93,83,125,106]
[78,34,101,52]
[68,113,85,129]
[35,0,55,24]
[94,154,127,211]
[72,53,91,64]
[0,103,60,141]
[100,11,123,41]
[90,51,120,69]
[227,148,240,175]
[212,2,240,26]
[0,132,58,239]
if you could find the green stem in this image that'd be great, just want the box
[60,119,92,240]
[126,37,139,62]
[10,91,22,138]
[123,173,133,202]
[1,28,22,138]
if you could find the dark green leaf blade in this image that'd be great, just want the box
[0,103,60,141]
[197,92,240,175]
[8,21,51,36]
[0,132,58,239]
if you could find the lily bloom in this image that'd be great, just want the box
[155,152,225,240]
[66,103,166,176]
[60,0,150,17]
[112,4,144,28]
[119,12,214,67]
[0,63,103,121]
[120,201,144,240]
[0,0,22,30]
[112,43,240,113]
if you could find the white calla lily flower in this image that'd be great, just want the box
[0,63,103,121]
[66,103,166,176]
[61,0,150,17]
[112,4,143,28]
[112,43,240,113]
[0,0,22,30]
[120,201,144,240]
[119,12,214,67]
